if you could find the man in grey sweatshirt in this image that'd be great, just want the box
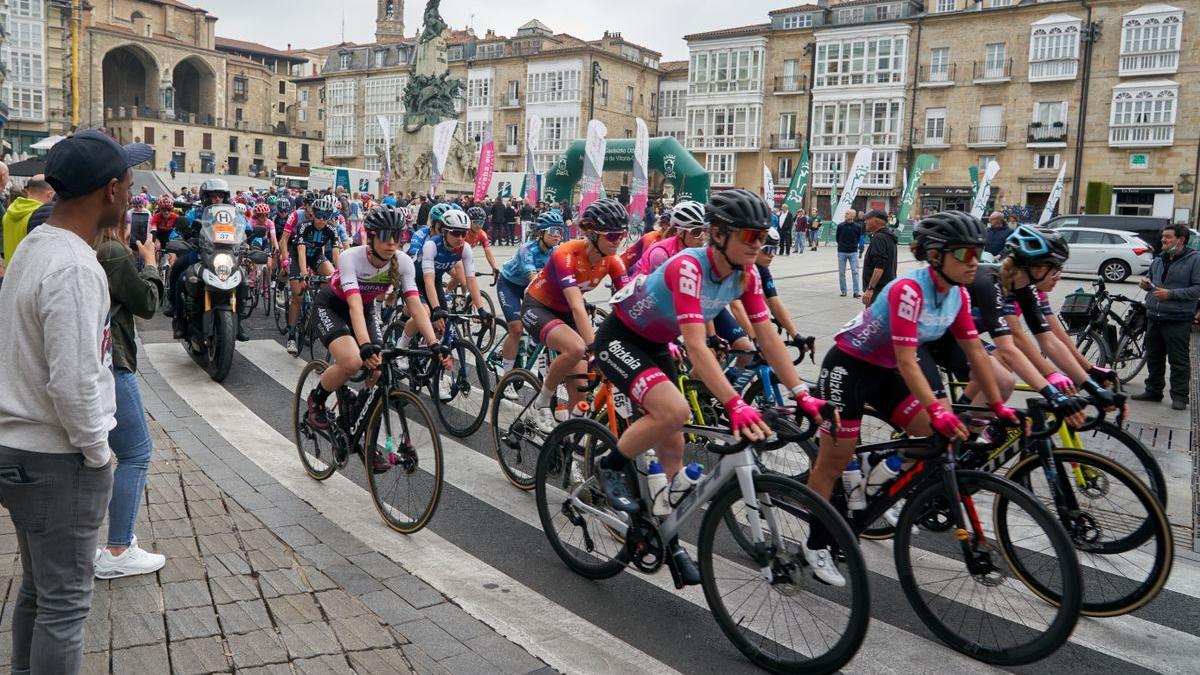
[0,130,152,674]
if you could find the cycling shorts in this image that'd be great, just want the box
[496,275,527,324]
[520,294,574,345]
[290,254,330,279]
[815,345,922,441]
[312,286,381,348]
[713,308,748,344]
[594,314,679,408]
[416,271,448,309]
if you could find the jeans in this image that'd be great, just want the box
[0,445,112,675]
[107,368,153,547]
[837,252,860,295]
[1143,317,1191,402]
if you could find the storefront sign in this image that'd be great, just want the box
[1129,153,1150,169]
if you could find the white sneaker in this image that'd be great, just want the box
[438,373,454,401]
[94,540,166,579]
[801,542,846,587]
[286,338,298,355]
[534,406,557,434]
[884,500,918,534]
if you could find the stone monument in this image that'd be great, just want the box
[381,0,476,195]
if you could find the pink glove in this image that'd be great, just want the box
[1045,371,1074,392]
[794,391,827,420]
[724,396,764,436]
[281,256,290,269]
[989,401,1020,427]
[926,402,965,439]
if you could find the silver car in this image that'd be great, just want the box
[1057,227,1152,282]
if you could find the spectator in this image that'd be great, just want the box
[504,198,518,245]
[519,198,536,243]
[835,209,862,297]
[490,197,507,241]
[984,211,1011,259]
[861,209,898,306]
[808,207,822,251]
[778,203,795,256]
[26,197,56,235]
[560,200,573,223]
[168,158,177,179]
[1132,225,1200,410]
[416,195,432,227]
[2,178,54,266]
[0,129,152,674]
[0,161,10,220]
[93,207,165,578]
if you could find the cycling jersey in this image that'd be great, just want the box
[408,226,432,259]
[611,247,769,343]
[619,230,661,270]
[500,239,556,285]
[962,265,1051,338]
[420,236,476,278]
[464,229,490,250]
[525,238,629,313]
[329,246,418,304]
[150,211,177,233]
[635,236,684,276]
[834,267,978,369]
[1003,286,1053,334]
[294,222,337,261]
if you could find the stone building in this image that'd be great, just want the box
[1,0,69,158]
[682,0,1199,222]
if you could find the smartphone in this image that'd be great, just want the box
[129,212,150,249]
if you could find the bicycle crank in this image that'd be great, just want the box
[625,514,665,574]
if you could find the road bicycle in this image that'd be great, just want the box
[534,409,870,674]
[288,274,329,361]
[447,271,499,353]
[292,349,444,534]
[1060,278,1148,384]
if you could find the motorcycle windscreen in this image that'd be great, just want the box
[201,204,247,247]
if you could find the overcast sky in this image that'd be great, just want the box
[193,0,772,61]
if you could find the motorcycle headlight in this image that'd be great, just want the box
[212,253,235,281]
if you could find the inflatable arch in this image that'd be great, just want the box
[540,136,710,205]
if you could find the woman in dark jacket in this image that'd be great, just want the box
[93,222,165,578]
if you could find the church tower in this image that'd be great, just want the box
[376,0,405,43]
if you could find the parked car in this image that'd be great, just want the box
[1055,227,1152,282]
[1043,215,1171,254]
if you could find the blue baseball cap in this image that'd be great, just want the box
[45,129,154,199]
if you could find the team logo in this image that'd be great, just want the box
[662,154,677,179]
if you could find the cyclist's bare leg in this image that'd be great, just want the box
[543,324,586,406]
[501,320,523,361]
[731,336,754,369]
[615,382,690,477]
[288,279,304,328]
[962,358,1015,404]
[811,432,857,500]
[320,335,362,392]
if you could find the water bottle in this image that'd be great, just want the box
[842,459,866,510]
[668,462,705,507]
[384,436,396,464]
[724,365,741,387]
[865,454,903,497]
[569,401,590,418]
[647,459,671,517]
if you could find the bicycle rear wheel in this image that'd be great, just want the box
[292,360,343,481]
[701,474,869,675]
[1112,332,1147,384]
[472,293,498,353]
[894,470,1081,666]
[490,368,543,490]
[1063,419,1166,508]
[364,389,444,534]
[1075,329,1110,369]
[274,282,290,334]
[1002,449,1173,617]
[432,338,491,437]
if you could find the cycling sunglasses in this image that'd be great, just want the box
[760,244,779,256]
[595,231,625,243]
[374,229,402,243]
[944,244,984,263]
[314,210,336,220]
[730,228,768,245]
[543,226,565,237]
[444,229,466,237]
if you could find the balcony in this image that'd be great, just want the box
[499,143,521,155]
[1027,122,1068,145]
[686,135,760,151]
[498,94,521,109]
[912,127,951,148]
[103,105,322,139]
[772,75,807,94]
[917,64,955,87]
[967,125,1007,147]
[1109,124,1175,147]
[232,91,248,103]
[972,59,1012,83]
[1119,50,1179,77]
[1029,58,1078,82]
[768,134,801,151]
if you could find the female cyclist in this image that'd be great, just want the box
[464,206,500,274]
[633,201,708,275]
[619,210,668,270]
[495,212,565,372]
[282,195,339,355]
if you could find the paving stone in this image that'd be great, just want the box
[357,590,422,626]
[295,543,349,569]
[383,574,445,610]
[146,484,186,505]
[248,546,295,572]
[400,644,453,675]
[168,636,231,674]
[279,621,342,659]
[300,566,338,592]
[150,517,194,539]
[253,507,300,528]
[166,605,221,639]
[192,514,235,536]
[347,552,405,580]
[206,551,252,577]
[82,618,109,653]
[266,593,323,625]
[465,632,544,675]
[235,664,294,675]
[108,570,159,589]
[209,574,260,604]
[318,531,371,557]
[314,589,373,619]
[239,528,282,552]
[420,602,491,642]
[180,470,212,487]
[152,536,200,559]
[147,500,189,522]
[0,630,9,667]
[197,531,242,555]
[216,598,273,635]
[226,628,289,669]
[163,579,212,610]
[111,583,163,615]
[347,648,413,675]
[323,564,386,597]
[79,651,108,675]
[330,614,395,651]
[112,642,169,672]
[186,499,225,519]
[158,555,206,583]
[392,618,469,661]
[273,524,319,548]
[230,492,275,513]
[259,568,308,598]
[437,649,496,675]
[292,654,355,675]
[184,483,221,502]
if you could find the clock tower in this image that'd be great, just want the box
[376,0,405,43]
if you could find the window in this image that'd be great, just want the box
[688,46,765,95]
[299,89,309,105]
[144,127,154,144]
[780,13,812,29]
[233,78,247,97]
[506,80,520,104]
[778,157,793,181]
[6,86,43,121]
[229,136,239,152]
[279,81,287,95]
[814,36,909,87]
[928,47,950,81]
[527,69,582,104]
[174,130,185,147]
[650,92,657,112]
[686,104,763,150]
[467,76,492,108]
[325,79,358,156]
[254,139,264,155]
[301,144,310,161]
[1034,153,1061,170]
[467,120,492,144]
[837,7,866,23]
[1109,84,1177,146]
[374,50,386,68]
[705,153,736,186]
[234,107,243,122]
[812,151,844,187]
[876,4,901,21]
[779,112,796,138]
[811,99,903,148]
[278,102,286,113]
[275,141,286,159]
[505,124,519,148]
[812,150,897,187]
[625,85,634,112]
[299,108,308,122]
[1034,101,1066,125]
[977,155,997,173]
[1029,19,1081,80]
[990,0,1013,6]
[936,0,956,13]
[202,133,212,150]
[533,116,579,171]
[1120,8,1183,75]
[658,88,685,118]
[476,43,505,59]
[927,155,941,171]
[924,108,947,142]
[977,104,1004,142]
[598,79,609,105]
[982,43,1007,78]
[339,53,352,69]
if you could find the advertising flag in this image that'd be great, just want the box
[897,154,937,224]
[430,119,458,194]
[376,114,392,195]
[832,148,873,224]
[783,140,809,214]
[473,130,495,202]
[1038,164,1068,225]
[577,119,608,213]
[970,159,1001,218]
[968,165,980,202]
[762,164,775,205]
[629,118,650,228]
[523,115,543,204]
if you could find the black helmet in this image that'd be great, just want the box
[466,206,486,224]
[364,205,406,235]
[580,198,628,232]
[706,188,771,230]
[912,211,985,261]
[1006,225,1070,267]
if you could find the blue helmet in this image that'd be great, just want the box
[535,211,565,231]
[1006,225,1069,267]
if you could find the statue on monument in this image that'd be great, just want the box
[420,0,447,43]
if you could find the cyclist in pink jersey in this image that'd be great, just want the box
[633,201,707,276]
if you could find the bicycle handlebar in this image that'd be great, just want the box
[706,404,828,456]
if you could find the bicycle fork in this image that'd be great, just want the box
[937,453,995,577]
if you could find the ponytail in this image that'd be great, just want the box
[999,256,1021,294]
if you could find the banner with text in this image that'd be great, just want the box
[430,119,458,195]
[577,119,609,214]
[377,114,392,195]
[970,160,1001,218]
[897,153,937,224]
[832,148,873,224]
[1038,164,1068,225]
[784,140,809,215]
[474,130,495,202]
[629,118,650,228]
[524,115,543,204]
[762,164,775,205]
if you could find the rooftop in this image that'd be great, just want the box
[768,4,823,15]
[685,22,770,41]
[216,37,309,63]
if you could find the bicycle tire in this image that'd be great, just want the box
[1075,329,1111,369]
[473,292,498,353]
[701,473,869,675]
[742,376,812,479]
[261,266,273,317]
[1112,331,1147,384]
[292,360,340,481]
[534,418,626,579]
[490,368,543,490]
[894,470,1081,665]
[1002,449,1173,617]
[274,282,290,334]
[364,389,444,534]
[1065,419,1167,509]
[432,338,491,437]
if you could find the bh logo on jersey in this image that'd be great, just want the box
[896,284,920,323]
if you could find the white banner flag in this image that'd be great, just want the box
[524,115,543,203]
[1038,164,1067,225]
[578,119,608,214]
[376,115,393,194]
[762,163,775,205]
[430,119,458,194]
[970,159,1001,218]
[832,147,873,224]
[629,118,650,227]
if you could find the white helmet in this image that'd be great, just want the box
[765,227,780,246]
[440,209,471,232]
[670,200,707,230]
[312,195,337,214]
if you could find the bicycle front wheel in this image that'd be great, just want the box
[894,470,1081,665]
[701,474,869,675]
[472,293,498,353]
[432,338,491,437]
[1003,449,1173,617]
[1063,419,1166,508]
[364,389,444,534]
[490,368,543,490]
[292,360,342,481]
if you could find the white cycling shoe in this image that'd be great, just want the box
[534,406,558,434]
[800,542,846,587]
[884,500,918,534]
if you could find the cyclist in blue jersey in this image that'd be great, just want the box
[496,212,564,371]
[284,195,340,355]
[409,203,451,260]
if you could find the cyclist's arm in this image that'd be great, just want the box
[728,299,755,339]
[420,240,441,308]
[990,325,1052,391]
[1045,313,1096,372]
[743,280,804,394]
[1013,286,1091,385]
[297,242,309,275]
[949,291,1004,406]
[460,245,486,309]
[345,293,374,347]
[483,246,498,272]
[766,295,799,338]
[396,255,439,345]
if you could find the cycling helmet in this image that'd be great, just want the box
[580,198,628,232]
[706,188,771,230]
[440,209,471,232]
[235,203,249,217]
[535,211,565,230]
[252,203,271,217]
[157,195,174,210]
[199,178,231,204]
[363,205,406,235]
[765,227,781,246]
[429,203,452,224]
[1006,225,1070,267]
[670,200,707,231]
[449,202,464,211]
[466,206,487,224]
[130,195,147,208]
[312,195,337,215]
[912,210,986,261]
[266,195,278,207]
[276,198,293,213]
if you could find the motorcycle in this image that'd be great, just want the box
[166,204,268,382]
